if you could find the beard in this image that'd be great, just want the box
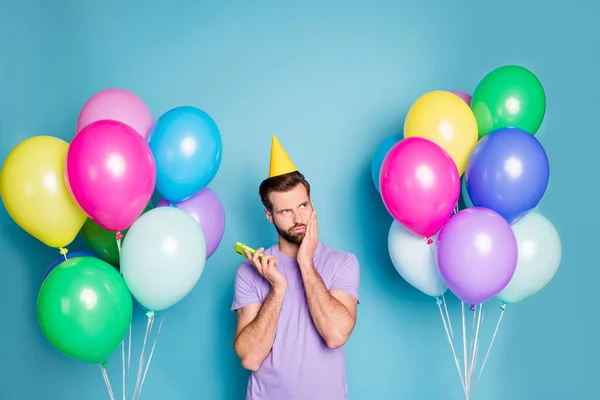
[275,222,306,245]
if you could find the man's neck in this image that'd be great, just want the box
[277,238,299,258]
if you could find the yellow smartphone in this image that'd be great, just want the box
[234,242,263,260]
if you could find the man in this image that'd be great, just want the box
[231,135,360,400]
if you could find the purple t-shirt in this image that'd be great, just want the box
[231,242,360,400]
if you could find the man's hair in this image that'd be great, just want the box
[259,171,311,212]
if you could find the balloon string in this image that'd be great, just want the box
[59,247,68,260]
[442,293,454,338]
[436,298,466,396]
[133,312,155,398]
[477,303,506,380]
[135,315,165,400]
[101,362,116,400]
[469,305,484,390]
[461,302,469,399]
[115,233,130,400]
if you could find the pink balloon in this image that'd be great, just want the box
[450,90,472,106]
[380,137,460,238]
[66,120,156,232]
[76,88,154,139]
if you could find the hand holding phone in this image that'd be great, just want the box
[233,242,286,289]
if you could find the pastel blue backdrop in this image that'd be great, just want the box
[1,1,597,399]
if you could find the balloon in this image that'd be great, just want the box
[76,88,154,139]
[465,127,549,225]
[436,207,518,305]
[149,106,223,202]
[43,251,99,281]
[66,120,156,232]
[450,91,472,105]
[120,207,207,312]
[404,90,478,175]
[460,176,474,209]
[81,202,154,266]
[0,136,87,248]
[157,188,224,259]
[380,137,460,238]
[388,220,446,297]
[497,211,562,304]
[37,257,133,364]
[471,65,546,139]
[371,133,403,193]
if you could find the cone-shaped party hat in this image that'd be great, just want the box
[269,134,297,177]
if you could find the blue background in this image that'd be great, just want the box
[1,0,597,399]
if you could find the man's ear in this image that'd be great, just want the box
[265,209,273,224]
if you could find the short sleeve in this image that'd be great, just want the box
[329,253,360,303]
[231,262,262,312]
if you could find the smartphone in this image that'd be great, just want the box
[234,242,263,261]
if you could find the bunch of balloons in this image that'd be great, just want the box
[373,64,561,308]
[0,88,226,368]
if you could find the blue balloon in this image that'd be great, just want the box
[149,106,223,202]
[371,133,403,192]
[465,128,549,224]
[43,252,99,281]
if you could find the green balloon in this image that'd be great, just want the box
[81,202,153,266]
[471,65,546,139]
[37,257,133,364]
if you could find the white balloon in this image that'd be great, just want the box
[388,220,447,297]
[497,211,562,304]
[121,207,207,312]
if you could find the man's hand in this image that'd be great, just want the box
[297,210,319,267]
[245,248,287,289]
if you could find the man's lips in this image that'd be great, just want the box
[291,226,306,233]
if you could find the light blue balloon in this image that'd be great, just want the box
[496,211,562,304]
[388,220,447,297]
[149,106,223,202]
[120,207,207,312]
[371,133,403,193]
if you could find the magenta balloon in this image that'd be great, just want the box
[157,187,225,259]
[380,137,460,238]
[66,120,156,232]
[436,207,518,305]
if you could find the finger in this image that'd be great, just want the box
[260,254,275,270]
[252,247,264,268]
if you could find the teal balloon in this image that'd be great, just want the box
[371,133,403,193]
[388,220,447,297]
[496,211,561,304]
[120,206,207,312]
[460,176,474,209]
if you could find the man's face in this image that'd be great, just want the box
[266,184,313,245]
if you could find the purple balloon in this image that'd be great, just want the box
[157,187,225,259]
[436,207,517,305]
[450,90,472,106]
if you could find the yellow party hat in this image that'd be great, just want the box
[269,134,297,177]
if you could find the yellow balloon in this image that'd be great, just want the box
[404,91,478,175]
[0,136,87,248]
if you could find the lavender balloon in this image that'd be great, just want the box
[158,187,225,259]
[436,207,518,305]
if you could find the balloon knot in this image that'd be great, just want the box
[169,202,177,208]
[500,303,507,311]
[470,304,475,311]
[146,310,155,318]
[435,297,442,306]
[100,361,107,369]
[426,238,433,245]
[59,247,68,256]
[116,232,123,241]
